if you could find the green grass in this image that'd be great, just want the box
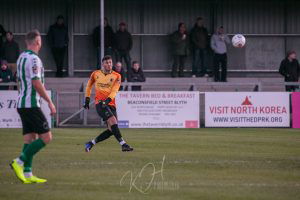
[0,128,300,200]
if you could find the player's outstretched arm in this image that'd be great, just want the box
[32,79,56,115]
[83,72,95,109]
[84,76,95,109]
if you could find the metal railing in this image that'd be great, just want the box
[0,82,17,86]
[0,82,17,90]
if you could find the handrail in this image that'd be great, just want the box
[0,82,17,86]
[12,33,300,37]
[44,69,280,73]
[74,33,300,37]
[284,82,300,86]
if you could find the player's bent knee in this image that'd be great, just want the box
[39,131,53,144]
[23,133,38,144]
[107,116,117,126]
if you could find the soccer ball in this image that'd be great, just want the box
[232,34,246,48]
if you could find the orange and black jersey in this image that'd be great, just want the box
[85,70,121,107]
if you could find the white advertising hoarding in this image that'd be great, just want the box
[116,91,199,128]
[0,91,52,128]
[205,92,290,127]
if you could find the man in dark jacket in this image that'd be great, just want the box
[0,25,6,59]
[113,61,126,91]
[170,23,189,77]
[47,15,69,77]
[190,17,209,77]
[93,17,115,69]
[115,22,133,77]
[128,61,145,91]
[279,50,300,91]
[113,61,126,82]
[2,31,20,74]
[0,60,13,90]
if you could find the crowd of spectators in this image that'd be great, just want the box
[170,17,231,81]
[0,25,18,90]
[0,15,299,91]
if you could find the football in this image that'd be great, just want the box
[232,34,246,48]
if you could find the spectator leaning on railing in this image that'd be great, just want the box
[0,60,13,90]
[279,50,300,92]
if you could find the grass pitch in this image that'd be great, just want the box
[0,128,299,200]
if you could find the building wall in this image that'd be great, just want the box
[0,0,299,75]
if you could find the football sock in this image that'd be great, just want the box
[15,157,24,165]
[24,172,33,178]
[20,139,45,163]
[111,124,126,145]
[22,144,33,173]
[94,129,113,143]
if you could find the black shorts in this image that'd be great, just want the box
[17,108,50,135]
[95,104,117,121]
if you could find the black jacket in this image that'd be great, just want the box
[93,25,115,48]
[47,23,68,48]
[128,68,145,82]
[0,68,13,82]
[279,58,300,82]
[2,40,20,63]
[115,30,133,52]
[170,31,189,56]
[190,25,209,49]
[0,25,6,58]
[113,66,126,82]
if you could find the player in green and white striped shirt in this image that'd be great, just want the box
[10,30,56,184]
[17,48,45,108]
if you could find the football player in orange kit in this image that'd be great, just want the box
[83,55,133,152]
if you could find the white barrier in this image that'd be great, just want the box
[116,91,200,128]
[2,91,292,129]
[0,91,52,128]
[205,92,290,127]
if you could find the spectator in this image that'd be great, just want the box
[2,31,20,74]
[279,50,300,92]
[190,17,209,77]
[0,24,6,59]
[113,61,126,82]
[115,22,133,77]
[128,61,145,91]
[93,17,115,69]
[0,60,13,90]
[211,26,230,82]
[113,61,126,91]
[47,15,69,77]
[170,23,189,77]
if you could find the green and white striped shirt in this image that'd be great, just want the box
[17,50,45,108]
